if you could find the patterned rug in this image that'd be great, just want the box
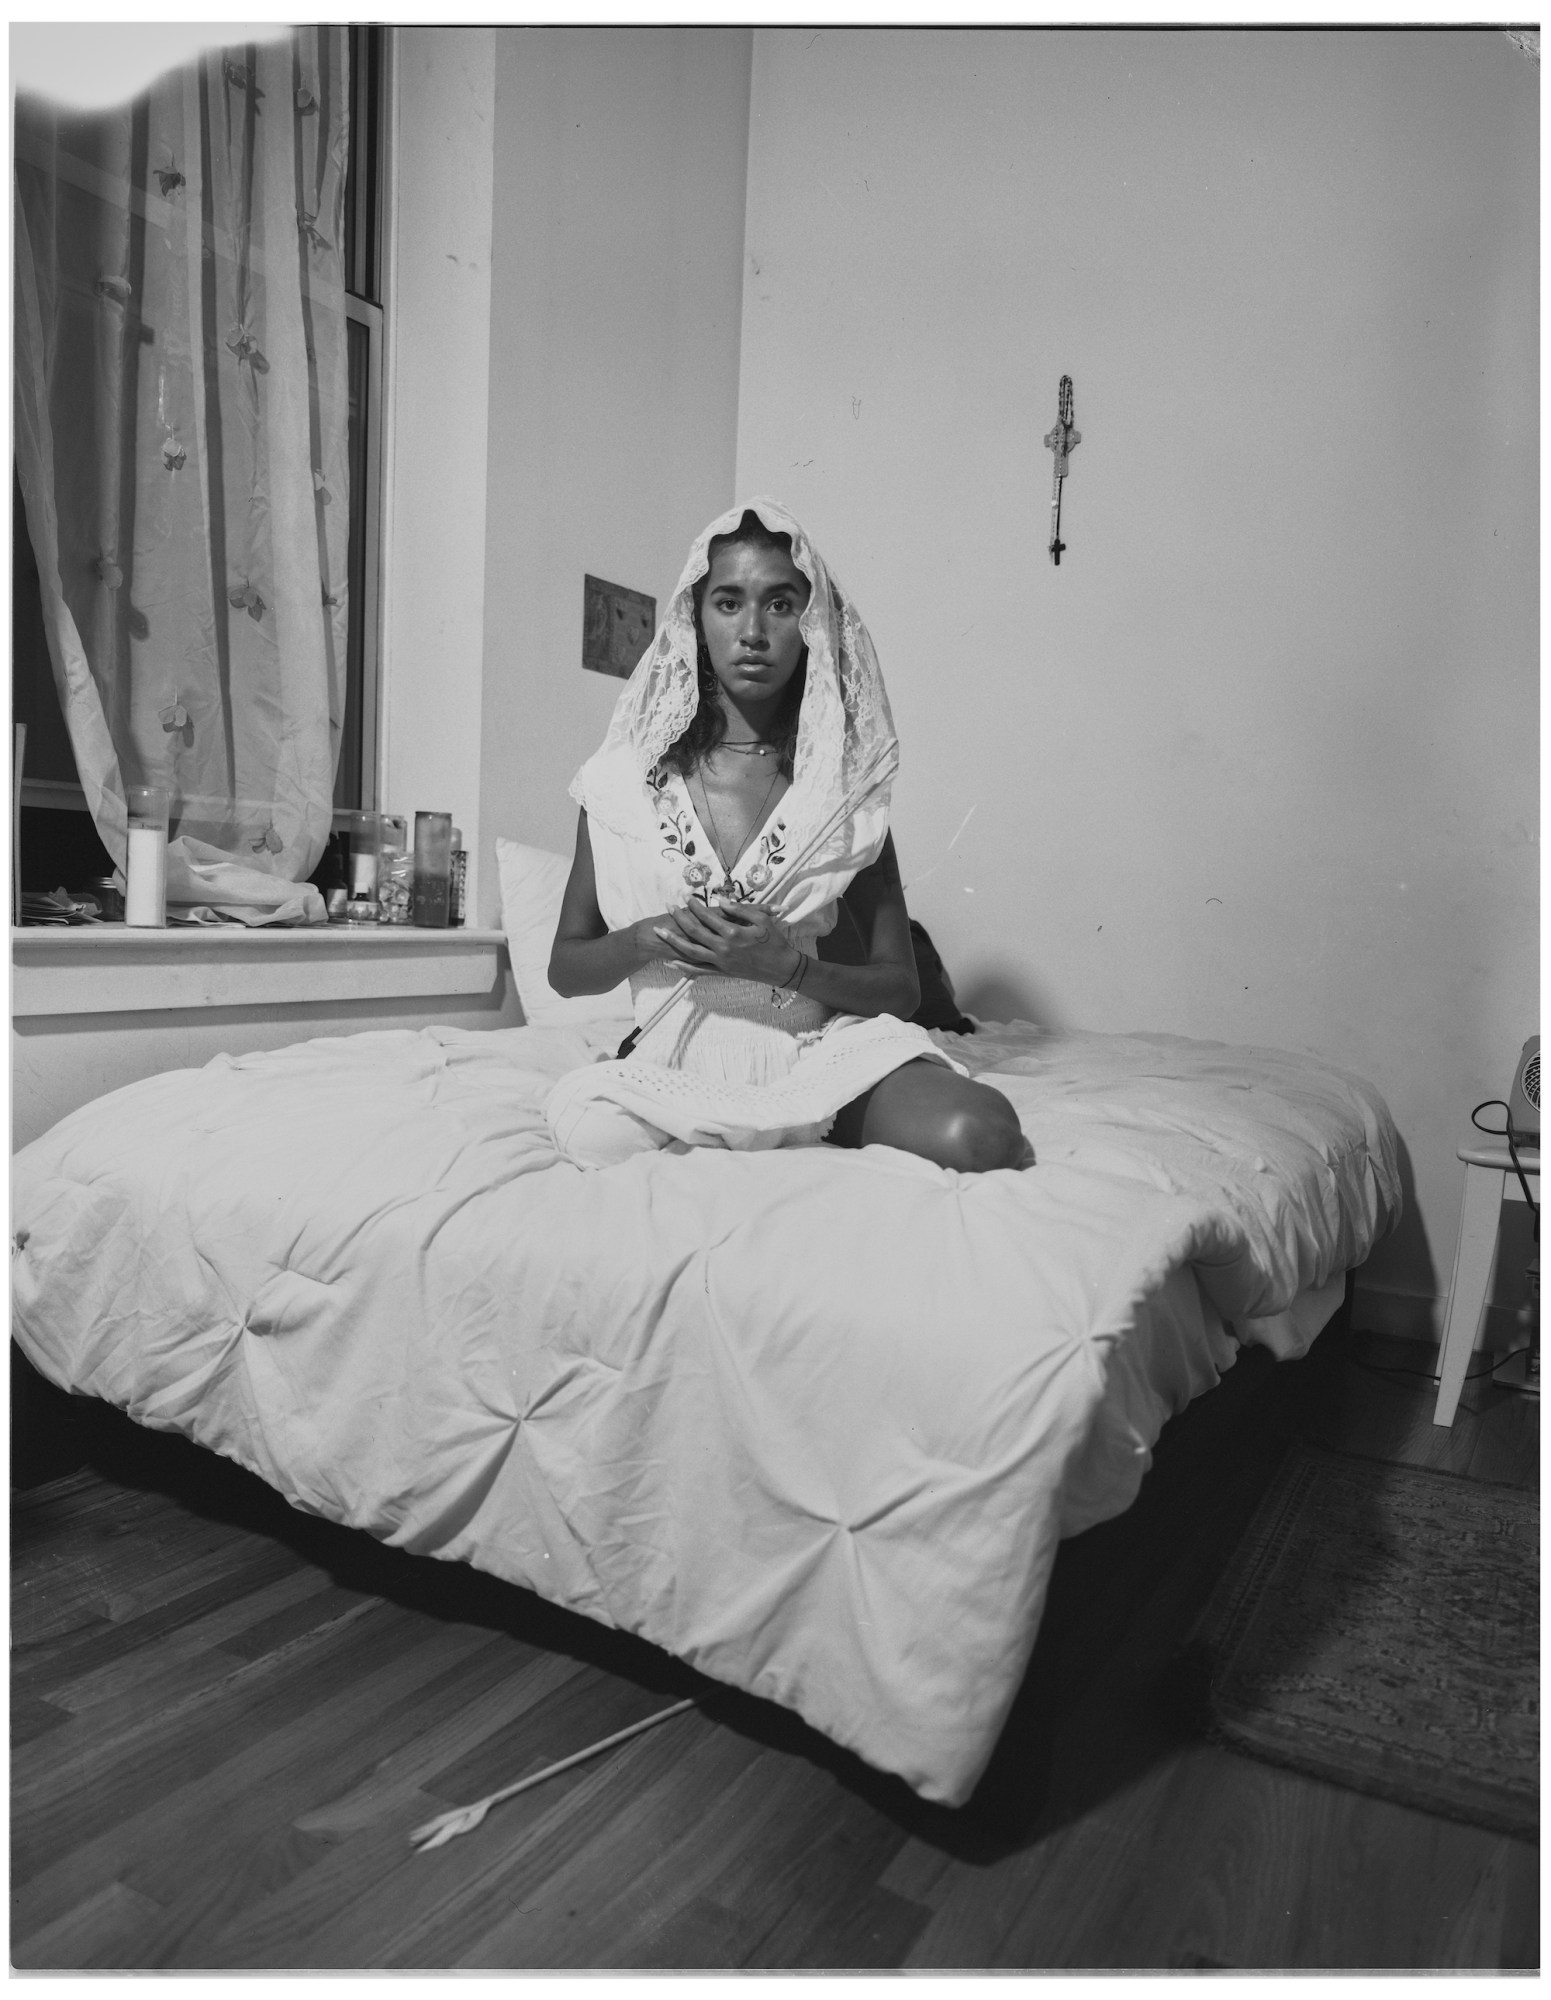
[1183,1444,1538,1839]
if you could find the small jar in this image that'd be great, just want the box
[88,874,125,923]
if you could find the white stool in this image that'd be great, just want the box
[1433,1142,1539,1426]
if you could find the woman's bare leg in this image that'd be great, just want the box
[829,1058,1033,1172]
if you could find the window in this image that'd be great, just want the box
[337,22,386,814]
[12,26,386,898]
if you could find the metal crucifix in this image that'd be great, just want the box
[1043,375,1080,565]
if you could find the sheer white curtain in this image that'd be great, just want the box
[14,30,351,922]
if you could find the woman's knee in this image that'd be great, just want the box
[851,1064,1032,1173]
[934,1095,1031,1174]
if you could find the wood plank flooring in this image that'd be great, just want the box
[11,1322,1538,1971]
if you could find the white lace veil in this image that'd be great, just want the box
[571,498,898,926]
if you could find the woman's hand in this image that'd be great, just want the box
[627,911,704,967]
[651,899,803,988]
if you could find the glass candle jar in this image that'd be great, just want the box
[124,785,169,927]
[412,812,453,927]
[348,810,381,903]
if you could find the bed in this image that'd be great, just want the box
[10,846,1402,1808]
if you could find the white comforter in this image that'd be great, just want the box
[11,1018,1399,1806]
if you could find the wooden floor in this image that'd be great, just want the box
[11,1321,1538,1972]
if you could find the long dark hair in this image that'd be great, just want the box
[660,511,808,779]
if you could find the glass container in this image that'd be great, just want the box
[88,874,126,923]
[348,810,382,903]
[412,811,453,928]
[449,826,467,928]
[124,784,169,927]
[378,814,412,924]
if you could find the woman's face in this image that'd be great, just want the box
[699,540,811,708]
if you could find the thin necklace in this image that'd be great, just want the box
[715,737,775,757]
[691,764,782,875]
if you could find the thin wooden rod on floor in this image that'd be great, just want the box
[408,1698,699,1851]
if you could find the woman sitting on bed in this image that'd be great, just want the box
[546,499,1031,1175]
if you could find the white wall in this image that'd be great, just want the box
[476,27,752,915]
[735,28,1538,1329]
[380,27,497,921]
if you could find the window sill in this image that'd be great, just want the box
[12,923,506,1018]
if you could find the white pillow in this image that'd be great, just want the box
[495,837,634,1029]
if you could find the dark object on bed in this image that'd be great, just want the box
[908,919,976,1035]
[817,900,975,1033]
[1172,1442,1538,1838]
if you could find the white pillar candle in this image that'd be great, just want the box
[124,824,167,927]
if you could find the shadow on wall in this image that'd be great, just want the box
[954,971,1446,1337]
[1353,1129,1439,1326]
[959,964,1060,1031]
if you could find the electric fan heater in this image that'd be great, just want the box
[1508,1035,1540,1147]
[1495,1034,1540,1397]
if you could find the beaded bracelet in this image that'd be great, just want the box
[770,945,807,1010]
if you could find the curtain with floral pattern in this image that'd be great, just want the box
[14,30,350,922]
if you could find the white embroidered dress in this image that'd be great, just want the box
[546,499,961,1163]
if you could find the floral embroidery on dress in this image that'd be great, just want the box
[746,816,788,892]
[650,762,792,905]
[712,815,788,904]
[649,761,709,900]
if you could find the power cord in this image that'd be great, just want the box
[1331,1109,1543,1401]
[1467,1098,1540,1394]
[1343,1351,1496,1386]
[1470,1098,1540,1237]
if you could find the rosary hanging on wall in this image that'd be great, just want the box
[1043,375,1080,565]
